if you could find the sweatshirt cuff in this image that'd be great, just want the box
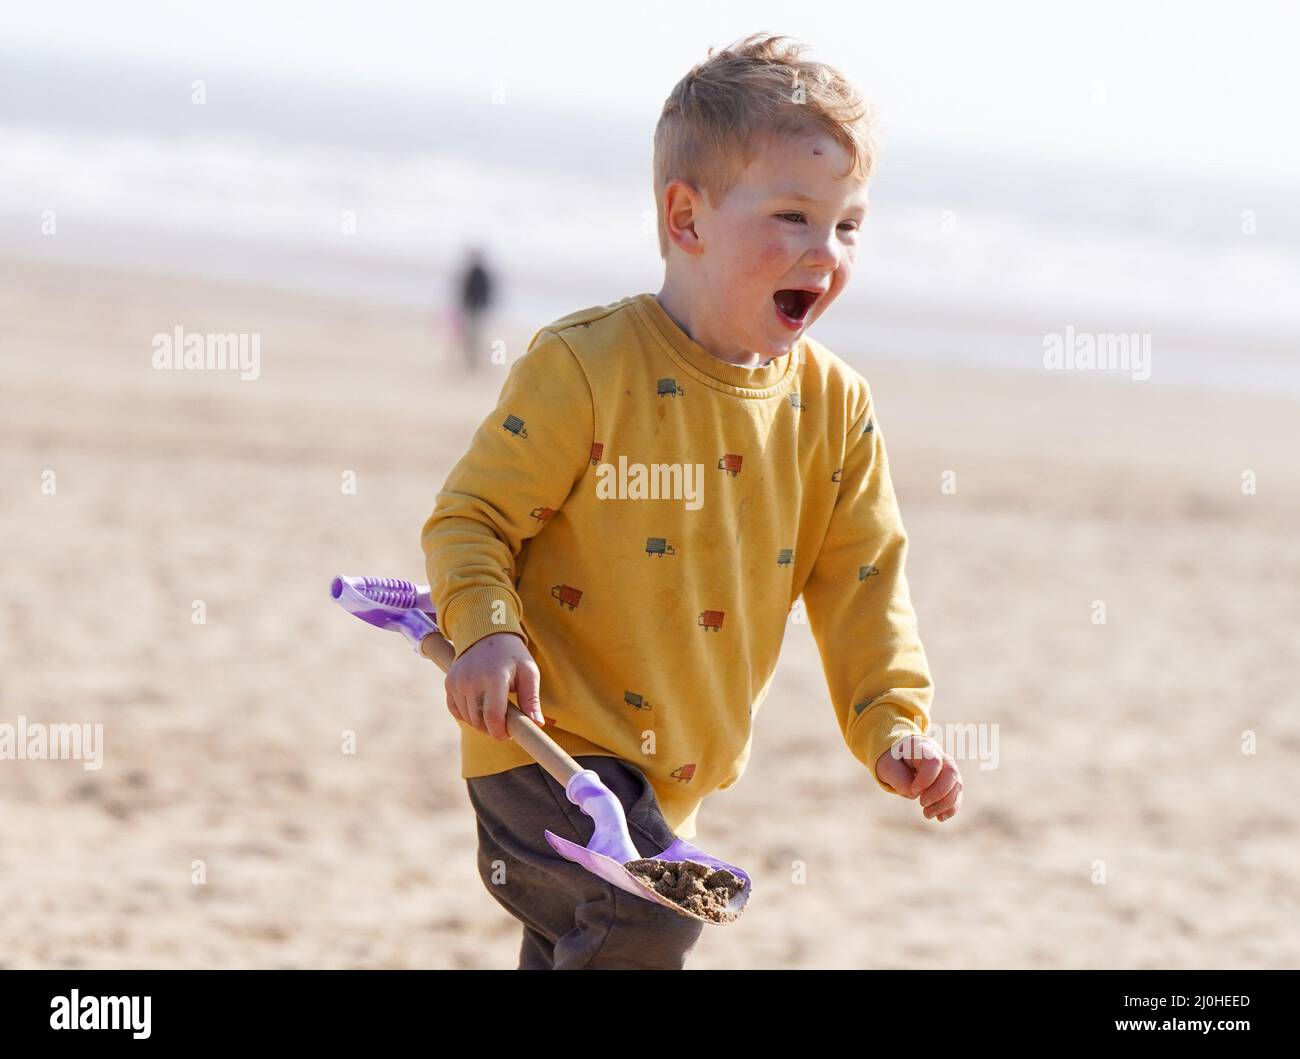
[439,586,527,659]
[852,702,927,797]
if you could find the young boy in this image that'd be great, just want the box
[420,32,963,970]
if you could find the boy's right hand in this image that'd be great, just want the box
[444,632,545,740]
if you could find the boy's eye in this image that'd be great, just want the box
[778,212,860,232]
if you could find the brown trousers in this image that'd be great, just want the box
[466,755,706,969]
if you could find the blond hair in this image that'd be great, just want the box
[652,32,878,259]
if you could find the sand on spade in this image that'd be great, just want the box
[623,858,746,924]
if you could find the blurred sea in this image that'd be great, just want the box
[3,48,1297,393]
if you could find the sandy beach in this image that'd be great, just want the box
[2,256,1297,969]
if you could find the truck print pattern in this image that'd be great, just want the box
[623,691,653,711]
[853,693,883,715]
[550,584,583,610]
[459,347,899,806]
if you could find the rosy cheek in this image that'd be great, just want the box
[735,241,784,290]
[823,271,848,307]
[757,240,786,267]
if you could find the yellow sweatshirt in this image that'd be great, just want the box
[420,292,933,839]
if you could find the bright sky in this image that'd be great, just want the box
[6,0,1299,178]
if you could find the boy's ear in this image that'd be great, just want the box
[662,179,704,255]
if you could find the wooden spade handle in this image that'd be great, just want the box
[419,631,584,788]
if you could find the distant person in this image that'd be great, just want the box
[456,249,494,374]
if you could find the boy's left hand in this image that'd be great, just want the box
[875,735,963,822]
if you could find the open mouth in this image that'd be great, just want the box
[773,288,821,329]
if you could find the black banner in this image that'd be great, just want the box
[0,969,1289,1044]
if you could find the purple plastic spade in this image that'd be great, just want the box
[330,575,438,651]
[543,767,751,919]
[331,573,753,923]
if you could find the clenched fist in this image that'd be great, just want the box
[444,632,546,740]
[875,734,963,822]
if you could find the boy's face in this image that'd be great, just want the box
[665,128,869,363]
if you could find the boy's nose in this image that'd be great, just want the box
[802,236,843,272]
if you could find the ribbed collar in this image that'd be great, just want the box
[630,291,800,398]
